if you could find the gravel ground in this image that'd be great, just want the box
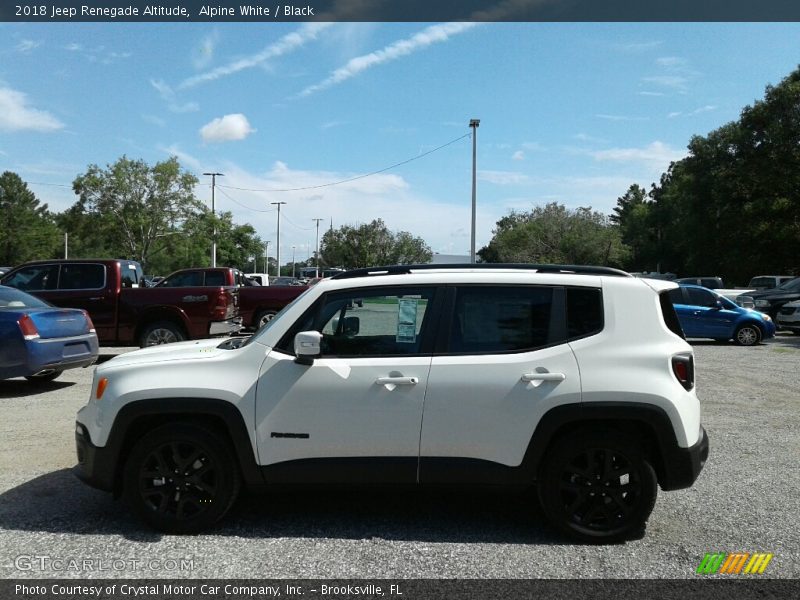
[0,335,798,580]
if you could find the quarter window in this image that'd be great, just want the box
[449,286,553,353]
[566,287,603,338]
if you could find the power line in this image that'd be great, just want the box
[217,132,471,193]
[216,186,277,213]
[282,212,315,231]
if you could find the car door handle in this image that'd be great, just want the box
[521,372,566,382]
[88,297,103,301]
[375,376,419,385]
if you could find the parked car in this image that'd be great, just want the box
[1,260,241,347]
[245,273,270,286]
[158,267,307,330]
[0,267,13,277]
[75,263,707,542]
[675,276,724,290]
[0,285,98,382]
[669,284,775,346]
[736,277,800,321]
[270,276,301,286]
[746,275,795,291]
[776,299,800,334]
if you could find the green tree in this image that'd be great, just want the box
[0,171,60,265]
[478,202,629,267]
[71,156,201,271]
[320,219,432,268]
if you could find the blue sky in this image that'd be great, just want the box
[1,22,799,262]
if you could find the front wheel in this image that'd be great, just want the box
[733,323,761,346]
[123,423,241,534]
[538,430,657,543]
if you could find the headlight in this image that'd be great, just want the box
[755,300,770,307]
[762,314,772,322]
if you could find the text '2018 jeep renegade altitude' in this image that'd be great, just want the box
[74,264,708,542]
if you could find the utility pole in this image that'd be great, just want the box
[292,245,296,278]
[312,218,323,276]
[271,201,287,275]
[64,232,68,259]
[203,172,224,267]
[469,119,480,264]
[264,240,271,275]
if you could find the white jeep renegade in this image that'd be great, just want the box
[75,264,708,542]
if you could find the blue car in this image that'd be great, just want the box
[0,285,99,382]
[669,284,775,346]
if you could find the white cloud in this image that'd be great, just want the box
[512,150,525,161]
[65,43,82,51]
[159,144,203,171]
[655,56,687,68]
[192,31,219,69]
[642,75,689,90]
[667,111,682,119]
[200,113,256,143]
[299,22,478,97]
[638,91,665,97]
[596,114,649,122]
[16,40,42,53]
[573,133,607,144]
[150,79,199,113]
[478,170,530,185]
[180,23,332,89]
[690,105,717,115]
[0,87,64,132]
[591,141,686,169]
[142,114,166,127]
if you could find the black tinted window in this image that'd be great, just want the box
[566,287,603,338]
[161,271,202,287]
[668,288,685,305]
[449,286,553,353]
[59,264,105,289]
[3,265,59,291]
[205,271,225,286]
[686,287,717,307]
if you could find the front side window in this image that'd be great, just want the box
[686,287,717,307]
[286,287,435,357]
[59,263,105,289]
[160,271,202,287]
[2,265,59,291]
[449,286,553,354]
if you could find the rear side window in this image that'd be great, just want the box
[205,271,226,286]
[566,287,603,339]
[2,264,59,291]
[59,264,105,290]
[659,290,685,339]
[161,271,202,287]
[449,286,553,353]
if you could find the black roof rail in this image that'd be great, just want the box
[330,263,632,280]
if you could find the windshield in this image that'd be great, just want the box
[0,286,50,308]
[776,277,800,292]
[241,286,315,347]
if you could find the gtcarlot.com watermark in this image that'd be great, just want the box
[13,555,199,573]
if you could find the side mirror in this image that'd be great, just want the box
[341,316,360,336]
[713,299,724,310]
[294,330,322,365]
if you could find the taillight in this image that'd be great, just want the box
[214,291,229,320]
[17,314,40,340]
[81,309,96,333]
[672,354,694,391]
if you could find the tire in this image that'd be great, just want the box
[733,323,761,346]
[254,310,278,329]
[538,430,657,543]
[139,321,185,347]
[123,423,241,534]
[25,369,63,383]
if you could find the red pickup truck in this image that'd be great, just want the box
[1,260,241,347]
[156,267,307,329]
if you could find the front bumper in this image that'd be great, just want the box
[659,426,709,491]
[74,421,116,492]
[209,317,243,336]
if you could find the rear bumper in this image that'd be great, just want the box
[6,333,99,379]
[209,317,243,336]
[660,426,709,491]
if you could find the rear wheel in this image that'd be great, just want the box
[733,323,761,346]
[25,369,63,383]
[139,321,185,347]
[255,310,278,329]
[538,430,657,543]
[123,423,241,534]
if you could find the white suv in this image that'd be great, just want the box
[75,264,708,542]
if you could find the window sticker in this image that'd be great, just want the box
[396,298,419,343]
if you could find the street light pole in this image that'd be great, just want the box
[264,240,271,275]
[469,119,480,263]
[203,172,224,267]
[312,218,323,276]
[271,201,287,276]
[292,245,296,278]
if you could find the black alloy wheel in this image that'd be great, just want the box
[539,431,657,543]
[124,424,240,533]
